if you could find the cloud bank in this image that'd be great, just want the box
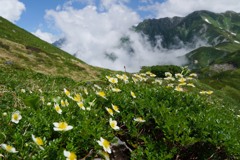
[45,1,193,72]
[0,0,25,22]
[32,29,59,43]
[139,0,240,18]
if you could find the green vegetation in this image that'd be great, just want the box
[0,13,240,159]
[0,16,113,81]
[140,65,182,77]
[135,10,240,48]
[1,66,240,159]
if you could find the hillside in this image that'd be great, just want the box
[136,10,240,48]
[136,10,240,105]
[0,16,111,81]
[0,15,240,159]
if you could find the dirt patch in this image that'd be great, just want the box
[210,63,236,72]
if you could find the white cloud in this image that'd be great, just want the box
[140,0,240,18]
[45,1,195,72]
[0,0,25,22]
[32,29,59,43]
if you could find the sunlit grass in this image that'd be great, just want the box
[0,67,240,159]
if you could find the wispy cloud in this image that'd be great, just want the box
[0,0,25,22]
[44,1,198,72]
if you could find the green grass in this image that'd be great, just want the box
[0,15,240,159]
[1,66,239,159]
[0,16,115,81]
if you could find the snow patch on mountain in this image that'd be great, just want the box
[204,18,211,24]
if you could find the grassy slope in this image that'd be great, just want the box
[0,16,114,81]
[0,16,240,159]
[185,28,240,104]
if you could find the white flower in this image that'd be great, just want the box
[108,77,118,84]
[64,150,77,160]
[31,134,44,150]
[189,73,198,77]
[109,118,120,130]
[54,103,62,114]
[1,144,18,153]
[153,79,162,85]
[21,89,26,93]
[175,86,184,92]
[96,91,107,100]
[175,73,183,78]
[149,73,156,77]
[84,88,88,95]
[165,72,172,77]
[178,77,186,83]
[130,91,136,98]
[134,117,146,123]
[53,122,73,131]
[94,84,102,90]
[77,101,86,110]
[72,94,82,102]
[164,77,175,81]
[11,111,22,124]
[105,107,114,116]
[97,137,111,153]
[166,83,174,88]
[187,83,195,87]
[111,104,120,113]
[64,88,72,98]
[111,88,121,92]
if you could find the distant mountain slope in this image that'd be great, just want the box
[0,16,109,81]
[136,10,240,48]
[136,11,240,103]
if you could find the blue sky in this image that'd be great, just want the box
[1,0,240,71]
[15,0,163,33]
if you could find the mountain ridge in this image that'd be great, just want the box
[135,10,240,48]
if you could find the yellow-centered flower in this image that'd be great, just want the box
[32,134,44,150]
[187,83,195,87]
[134,117,146,122]
[112,88,121,92]
[111,104,120,113]
[189,73,197,77]
[131,91,136,98]
[178,77,186,83]
[84,88,88,95]
[175,73,183,78]
[11,111,22,124]
[77,101,85,110]
[96,91,107,99]
[64,88,71,98]
[175,86,184,92]
[53,122,73,131]
[165,72,172,77]
[97,137,111,154]
[73,93,82,102]
[108,77,118,84]
[54,103,62,114]
[109,118,120,130]
[64,150,77,160]
[0,144,18,153]
[105,107,114,116]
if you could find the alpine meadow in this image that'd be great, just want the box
[1,10,240,160]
